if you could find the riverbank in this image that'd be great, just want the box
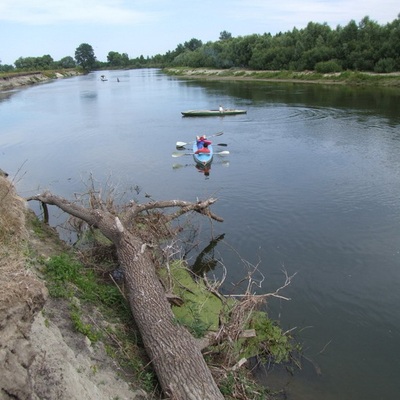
[163,67,400,87]
[0,174,148,399]
[0,168,299,399]
[0,70,81,91]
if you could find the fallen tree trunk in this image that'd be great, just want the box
[28,191,225,400]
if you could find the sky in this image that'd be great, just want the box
[0,0,399,66]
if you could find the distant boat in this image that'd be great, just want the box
[181,109,247,117]
[100,75,108,81]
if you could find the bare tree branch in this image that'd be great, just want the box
[128,198,223,222]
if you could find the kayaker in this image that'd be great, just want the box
[219,105,224,113]
[195,142,210,154]
[196,135,212,148]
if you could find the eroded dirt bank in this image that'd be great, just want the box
[0,174,148,400]
[0,70,81,91]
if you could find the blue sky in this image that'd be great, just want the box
[0,0,399,65]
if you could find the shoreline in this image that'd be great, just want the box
[0,70,81,91]
[3,68,400,90]
[163,67,400,87]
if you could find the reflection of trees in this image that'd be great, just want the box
[192,234,225,275]
[181,79,400,125]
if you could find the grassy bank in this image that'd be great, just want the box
[164,67,400,87]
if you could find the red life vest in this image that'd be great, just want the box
[195,147,210,154]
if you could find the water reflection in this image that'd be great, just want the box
[195,163,211,177]
[0,90,17,103]
[178,79,400,126]
[79,90,98,100]
[191,234,225,275]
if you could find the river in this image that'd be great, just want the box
[1,69,400,399]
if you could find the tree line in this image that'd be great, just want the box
[1,14,400,73]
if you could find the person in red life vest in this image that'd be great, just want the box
[196,135,212,148]
[196,135,204,146]
[196,135,211,154]
[195,142,210,154]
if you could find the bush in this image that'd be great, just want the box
[374,58,396,73]
[315,60,342,73]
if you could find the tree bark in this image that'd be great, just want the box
[28,191,225,400]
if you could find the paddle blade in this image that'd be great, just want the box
[216,150,230,156]
[172,163,184,169]
[172,152,189,157]
[176,141,187,147]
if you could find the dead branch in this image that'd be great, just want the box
[129,198,223,222]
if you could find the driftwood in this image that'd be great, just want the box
[28,191,224,400]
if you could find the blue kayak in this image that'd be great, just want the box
[193,141,213,166]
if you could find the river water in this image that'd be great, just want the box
[1,69,400,399]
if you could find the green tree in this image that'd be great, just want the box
[219,30,232,41]
[184,38,203,51]
[75,43,96,71]
[58,56,76,69]
[107,51,129,67]
[300,46,336,70]
[14,56,39,70]
[248,34,273,69]
[107,51,122,66]
[374,57,396,73]
[229,35,259,67]
[384,15,400,69]
[206,41,234,68]
[0,63,14,72]
[37,55,54,69]
[336,20,359,69]
[172,47,215,68]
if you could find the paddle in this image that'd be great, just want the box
[175,143,228,150]
[176,131,224,147]
[173,160,229,169]
[172,150,230,158]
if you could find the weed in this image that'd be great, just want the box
[90,364,98,375]
[138,370,157,393]
[70,302,101,342]
[219,370,271,399]
[239,311,293,364]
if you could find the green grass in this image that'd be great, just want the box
[43,253,126,310]
[41,252,155,391]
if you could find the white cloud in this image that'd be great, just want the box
[0,0,157,25]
